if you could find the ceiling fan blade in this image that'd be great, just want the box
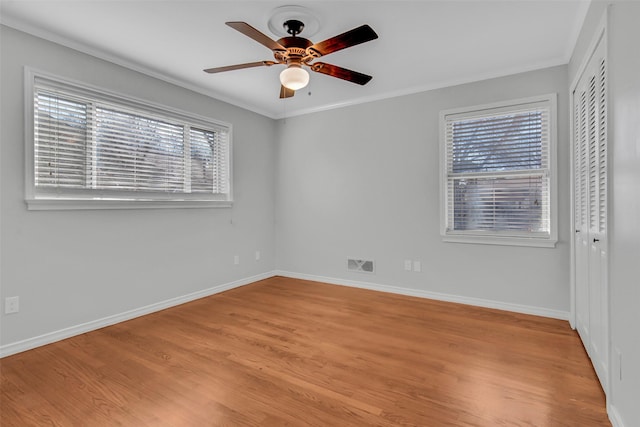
[204,61,276,73]
[310,62,373,85]
[308,24,378,57]
[226,22,286,52]
[280,85,295,99]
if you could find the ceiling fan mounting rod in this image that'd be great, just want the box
[283,19,304,37]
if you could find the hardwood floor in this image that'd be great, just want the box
[1,276,609,426]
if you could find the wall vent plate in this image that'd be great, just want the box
[347,259,374,273]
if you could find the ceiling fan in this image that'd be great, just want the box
[204,20,378,98]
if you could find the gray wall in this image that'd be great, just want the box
[608,4,640,424]
[569,2,640,425]
[275,65,570,316]
[0,26,277,349]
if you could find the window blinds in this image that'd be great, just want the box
[33,77,230,201]
[34,93,89,188]
[444,104,551,236]
[189,127,229,194]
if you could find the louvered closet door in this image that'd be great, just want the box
[574,87,589,344]
[573,34,608,392]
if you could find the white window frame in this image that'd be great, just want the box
[24,67,233,210]
[439,94,558,248]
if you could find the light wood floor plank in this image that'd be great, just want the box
[0,276,610,426]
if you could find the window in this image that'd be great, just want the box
[440,95,557,247]
[26,69,232,210]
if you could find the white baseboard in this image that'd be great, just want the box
[608,403,626,427]
[1,270,571,358]
[275,270,570,321]
[0,271,277,358]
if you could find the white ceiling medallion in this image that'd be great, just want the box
[267,5,321,38]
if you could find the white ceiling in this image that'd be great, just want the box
[1,0,589,119]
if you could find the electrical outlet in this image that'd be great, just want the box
[404,260,412,271]
[5,296,19,314]
[234,255,240,265]
[255,251,261,261]
[413,261,422,272]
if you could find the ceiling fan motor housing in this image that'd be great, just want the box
[275,36,313,66]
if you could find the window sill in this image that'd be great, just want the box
[26,198,233,211]
[442,234,557,248]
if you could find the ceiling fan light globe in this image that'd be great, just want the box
[280,66,309,90]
